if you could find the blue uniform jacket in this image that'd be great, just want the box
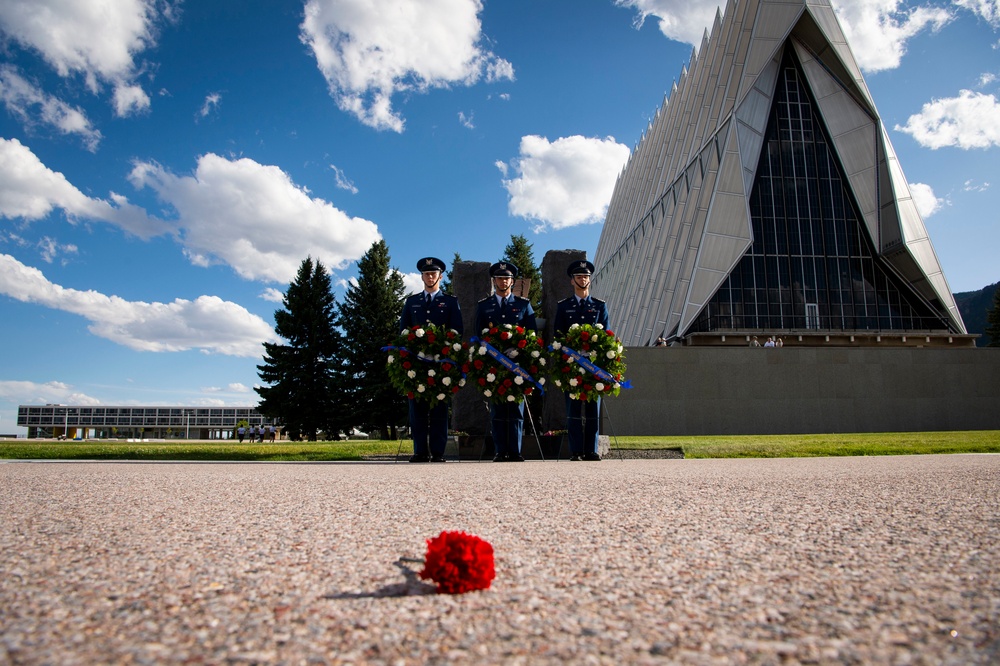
[553,296,610,338]
[474,295,537,336]
[399,291,464,334]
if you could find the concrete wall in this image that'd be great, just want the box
[609,347,1000,435]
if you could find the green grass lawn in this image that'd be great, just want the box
[1,431,998,461]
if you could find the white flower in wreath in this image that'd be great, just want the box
[514,376,524,385]
[569,378,579,387]
[539,377,546,385]
[570,392,580,400]
[407,370,416,379]
[484,389,493,397]
[477,345,487,356]
[415,328,425,337]
[589,351,597,360]
[442,377,452,386]
[387,355,395,364]
[452,343,462,352]
[437,393,446,401]
[595,324,604,330]
[531,350,540,358]
[486,373,496,383]
[539,357,547,366]
[552,341,562,350]
[417,385,426,393]
[606,350,617,359]
[570,323,580,330]
[553,379,562,387]
[507,395,516,402]
[595,382,605,391]
[577,366,586,374]
[459,378,466,387]
[427,369,436,377]
[614,382,621,389]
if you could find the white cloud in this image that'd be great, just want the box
[894,90,1000,149]
[614,0,722,48]
[832,0,951,72]
[0,253,276,356]
[499,135,631,231]
[907,182,943,218]
[299,0,514,132]
[963,179,991,192]
[615,0,952,73]
[0,138,168,238]
[979,72,998,87]
[260,287,284,303]
[198,92,222,118]
[0,65,102,150]
[0,0,169,116]
[954,0,1000,28]
[400,271,424,296]
[37,236,78,264]
[458,111,475,129]
[330,163,358,193]
[0,379,101,406]
[129,153,382,283]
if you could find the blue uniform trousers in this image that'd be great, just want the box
[409,399,449,457]
[565,395,600,456]
[490,401,525,457]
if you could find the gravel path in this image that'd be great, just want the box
[1,455,998,665]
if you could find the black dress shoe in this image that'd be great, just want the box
[493,453,508,462]
[569,455,582,461]
[430,455,447,463]
[409,454,430,463]
[583,453,602,461]
[509,455,525,462]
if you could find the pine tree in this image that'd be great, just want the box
[338,240,408,438]
[986,286,1000,347]
[256,257,346,441]
[442,252,462,295]
[503,234,542,309]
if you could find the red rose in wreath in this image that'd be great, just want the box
[419,530,495,594]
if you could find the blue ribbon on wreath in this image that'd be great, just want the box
[381,346,463,372]
[469,337,546,395]
[550,344,632,390]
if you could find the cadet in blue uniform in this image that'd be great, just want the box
[399,257,463,463]
[474,261,538,462]
[553,260,610,461]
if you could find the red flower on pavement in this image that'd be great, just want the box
[419,531,495,594]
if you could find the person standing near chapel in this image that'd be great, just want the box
[553,260,610,461]
[399,257,464,463]
[475,261,538,462]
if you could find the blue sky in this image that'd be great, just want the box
[1,0,999,435]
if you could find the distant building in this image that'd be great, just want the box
[16,404,275,440]
[594,0,973,348]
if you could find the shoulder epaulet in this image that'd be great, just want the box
[591,297,606,304]
[476,296,493,304]
[557,296,573,304]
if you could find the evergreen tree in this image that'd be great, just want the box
[337,240,408,438]
[256,257,346,441]
[503,234,542,309]
[442,252,462,295]
[986,286,1000,347]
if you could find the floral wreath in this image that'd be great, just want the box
[549,323,627,402]
[465,324,548,404]
[385,323,467,406]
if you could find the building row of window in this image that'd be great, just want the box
[17,406,272,427]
